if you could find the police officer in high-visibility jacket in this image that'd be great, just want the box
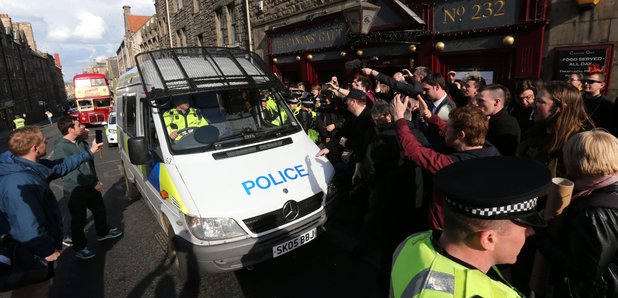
[390,156,551,298]
[163,96,208,141]
[12,115,26,130]
[298,98,319,143]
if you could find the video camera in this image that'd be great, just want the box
[344,56,379,71]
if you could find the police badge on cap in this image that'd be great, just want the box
[434,156,551,227]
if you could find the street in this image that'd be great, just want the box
[1,124,386,298]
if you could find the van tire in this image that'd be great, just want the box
[122,160,140,200]
[161,216,196,281]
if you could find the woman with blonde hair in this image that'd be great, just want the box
[531,129,618,298]
[517,81,594,177]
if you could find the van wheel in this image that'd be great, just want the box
[161,217,196,281]
[122,160,140,200]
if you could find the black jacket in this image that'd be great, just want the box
[326,107,375,163]
[583,93,618,136]
[532,183,618,298]
[487,108,521,156]
[375,72,422,98]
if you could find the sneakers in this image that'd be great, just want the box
[75,248,95,260]
[62,237,73,247]
[97,228,123,241]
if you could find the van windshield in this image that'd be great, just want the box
[159,88,301,153]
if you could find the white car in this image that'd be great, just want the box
[105,112,117,147]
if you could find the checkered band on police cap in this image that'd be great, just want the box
[444,197,538,218]
[434,156,551,224]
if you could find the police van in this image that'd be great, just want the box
[115,47,335,274]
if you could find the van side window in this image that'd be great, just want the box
[125,94,137,137]
[143,100,162,161]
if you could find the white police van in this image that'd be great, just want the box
[115,47,335,275]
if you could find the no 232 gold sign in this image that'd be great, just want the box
[442,0,507,24]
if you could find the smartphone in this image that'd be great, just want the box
[95,130,103,144]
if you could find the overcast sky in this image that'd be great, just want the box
[2,0,155,82]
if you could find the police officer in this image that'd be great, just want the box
[163,96,208,141]
[390,156,551,298]
[298,98,319,143]
[13,114,26,130]
[285,95,301,116]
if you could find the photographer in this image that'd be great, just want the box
[316,88,347,145]
[362,67,424,99]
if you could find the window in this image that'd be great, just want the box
[124,94,137,137]
[176,28,187,47]
[143,99,162,161]
[197,33,204,46]
[215,5,238,46]
[215,7,226,46]
[228,5,238,45]
[193,0,200,13]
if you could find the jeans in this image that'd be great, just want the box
[67,186,109,251]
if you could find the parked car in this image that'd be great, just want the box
[105,112,117,147]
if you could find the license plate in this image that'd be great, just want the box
[272,228,317,258]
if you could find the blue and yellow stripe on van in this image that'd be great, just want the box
[147,162,189,214]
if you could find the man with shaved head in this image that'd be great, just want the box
[471,84,520,155]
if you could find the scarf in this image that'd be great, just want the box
[572,174,618,200]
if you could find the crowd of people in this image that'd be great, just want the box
[286,66,617,297]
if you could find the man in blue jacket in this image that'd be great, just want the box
[0,126,102,297]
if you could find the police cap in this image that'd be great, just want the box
[434,156,551,227]
[283,94,300,104]
[301,99,314,106]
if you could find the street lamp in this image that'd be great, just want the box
[343,0,381,35]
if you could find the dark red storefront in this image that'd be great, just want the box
[411,0,548,85]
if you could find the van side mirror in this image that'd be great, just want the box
[128,137,150,165]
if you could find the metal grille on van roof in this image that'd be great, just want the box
[135,47,281,100]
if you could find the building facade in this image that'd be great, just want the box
[0,15,66,131]
[116,6,153,74]
[149,0,616,98]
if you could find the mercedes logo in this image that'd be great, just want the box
[281,200,300,221]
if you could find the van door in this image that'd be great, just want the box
[132,97,166,216]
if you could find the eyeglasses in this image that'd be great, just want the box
[583,79,604,84]
[422,88,431,92]
[567,78,580,82]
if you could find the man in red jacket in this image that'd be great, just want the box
[392,94,500,228]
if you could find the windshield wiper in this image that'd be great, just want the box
[201,128,262,152]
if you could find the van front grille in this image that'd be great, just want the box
[243,192,323,234]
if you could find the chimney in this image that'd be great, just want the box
[54,53,62,69]
[123,5,131,36]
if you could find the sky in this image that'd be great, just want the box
[1,0,155,82]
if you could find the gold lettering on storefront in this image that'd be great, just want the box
[442,0,506,24]
[272,29,343,51]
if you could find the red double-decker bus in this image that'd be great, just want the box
[72,73,113,125]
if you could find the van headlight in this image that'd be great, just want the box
[184,215,247,240]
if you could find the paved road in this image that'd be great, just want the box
[1,124,388,297]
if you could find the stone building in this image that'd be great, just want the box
[117,6,153,73]
[150,0,616,98]
[153,0,249,49]
[0,14,66,130]
[542,0,618,98]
